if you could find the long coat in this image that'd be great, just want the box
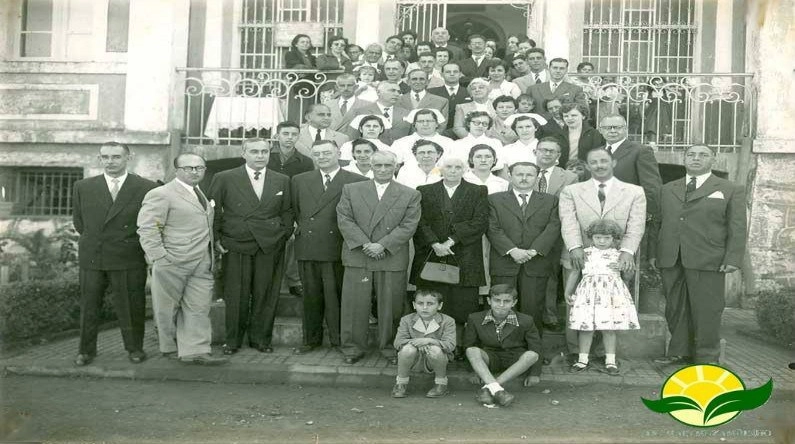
[410,180,489,287]
[291,168,369,262]
[607,140,663,218]
[73,174,157,270]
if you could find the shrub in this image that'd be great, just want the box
[0,271,118,345]
[754,289,795,347]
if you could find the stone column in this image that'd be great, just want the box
[745,0,795,294]
[541,0,571,60]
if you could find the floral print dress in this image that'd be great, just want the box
[568,247,640,331]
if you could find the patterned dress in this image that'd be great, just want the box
[568,247,640,331]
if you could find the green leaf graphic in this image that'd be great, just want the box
[702,379,774,424]
[642,396,703,413]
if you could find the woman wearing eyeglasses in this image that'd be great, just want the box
[316,35,353,74]
[452,78,494,139]
[447,111,504,172]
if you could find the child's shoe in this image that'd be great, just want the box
[605,363,620,376]
[493,390,515,407]
[391,383,408,398]
[425,384,448,398]
[476,388,493,404]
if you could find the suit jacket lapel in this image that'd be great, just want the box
[104,175,136,224]
[312,171,345,215]
[580,183,603,215]
[524,192,543,219]
[173,180,205,212]
[687,174,720,202]
[546,167,562,195]
[361,181,379,221]
[370,181,399,230]
[235,166,261,208]
[672,177,686,202]
[611,140,633,161]
[602,181,625,214]
[501,192,524,221]
[499,320,517,343]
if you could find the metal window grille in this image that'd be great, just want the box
[1,167,83,216]
[239,0,345,71]
[582,0,697,73]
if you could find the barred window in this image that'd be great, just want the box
[0,167,83,217]
[582,0,698,73]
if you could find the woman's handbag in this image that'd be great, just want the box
[419,250,460,285]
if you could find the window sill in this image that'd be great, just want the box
[0,61,128,75]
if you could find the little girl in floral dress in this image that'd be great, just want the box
[565,219,640,375]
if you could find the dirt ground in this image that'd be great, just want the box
[1,375,793,443]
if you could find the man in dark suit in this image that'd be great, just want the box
[598,114,663,219]
[138,153,226,365]
[208,138,294,354]
[72,142,157,366]
[291,140,368,354]
[428,62,472,135]
[487,162,561,384]
[458,34,490,86]
[336,151,421,364]
[395,69,449,117]
[651,144,746,365]
[381,59,411,94]
[341,82,412,145]
[430,27,465,61]
[525,58,587,110]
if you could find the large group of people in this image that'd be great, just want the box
[70,27,746,408]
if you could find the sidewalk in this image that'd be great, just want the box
[2,308,792,391]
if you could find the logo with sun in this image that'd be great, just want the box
[642,364,772,427]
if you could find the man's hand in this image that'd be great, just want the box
[409,338,434,347]
[508,249,532,264]
[363,243,386,259]
[617,251,635,272]
[432,242,455,257]
[214,241,228,255]
[569,247,585,270]
[719,264,740,273]
[649,257,658,271]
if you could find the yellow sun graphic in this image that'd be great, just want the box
[661,364,745,426]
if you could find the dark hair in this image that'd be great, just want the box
[511,53,527,62]
[537,136,562,151]
[399,30,418,41]
[350,138,378,152]
[417,51,435,60]
[291,34,312,51]
[242,137,270,152]
[441,62,461,72]
[576,62,595,72]
[518,37,536,47]
[414,288,444,304]
[489,283,518,300]
[305,103,330,116]
[585,219,624,240]
[516,93,534,105]
[549,57,569,67]
[382,58,406,69]
[468,144,497,169]
[507,161,540,174]
[346,43,363,53]
[486,58,508,72]
[416,40,433,50]
[468,34,486,43]
[173,152,206,168]
[327,35,348,49]
[526,47,545,58]
[464,111,493,130]
[386,35,404,46]
[100,141,130,154]
[432,47,451,58]
[276,121,300,132]
[492,95,517,109]
[586,146,614,160]
[510,115,537,132]
[566,158,587,169]
[411,139,444,156]
[543,98,562,112]
[560,102,590,119]
[412,108,440,125]
[311,139,339,150]
[686,143,717,155]
[358,115,386,134]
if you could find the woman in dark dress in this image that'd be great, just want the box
[284,34,316,69]
[560,102,605,164]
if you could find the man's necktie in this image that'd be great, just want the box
[519,193,528,214]
[252,171,263,198]
[685,176,697,200]
[537,170,547,194]
[550,82,557,93]
[598,183,606,210]
[253,171,261,180]
[324,173,332,190]
[448,88,455,97]
[194,186,208,210]
[607,145,614,155]
[534,73,541,84]
[383,108,390,119]
[414,92,421,104]
[340,100,348,115]
[110,178,120,201]
[315,128,322,142]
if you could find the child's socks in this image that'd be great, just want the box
[434,377,448,385]
[396,376,410,384]
[605,354,616,366]
[484,382,504,395]
[578,353,589,364]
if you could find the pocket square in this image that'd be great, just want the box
[276,191,283,196]
[707,191,725,199]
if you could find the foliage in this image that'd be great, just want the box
[0,224,79,281]
[639,265,662,289]
[754,289,795,347]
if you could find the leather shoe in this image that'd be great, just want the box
[476,388,494,404]
[343,355,362,364]
[222,345,238,355]
[454,346,465,361]
[425,384,448,398]
[391,383,408,398]
[162,351,179,360]
[569,362,589,373]
[289,285,304,296]
[605,364,620,376]
[180,354,229,366]
[254,345,274,353]
[543,322,562,332]
[74,353,94,366]
[293,344,319,355]
[654,355,690,365]
[493,390,515,407]
[128,350,147,364]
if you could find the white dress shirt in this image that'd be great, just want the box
[320,167,340,188]
[104,172,128,194]
[592,176,617,197]
[685,172,711,189]
[448,134,504,170]
[245,164,266,198]
[501,139,538,169]
[342,162,374,178]
[463,171,509,194]
[376,103,394,125]
[374,181,391,200]
[392,133,456,167]
[607,138,627,154]
[395,164,442,189]
[443,182,459,198]
[307,124,326,140]
[512,188,533,206]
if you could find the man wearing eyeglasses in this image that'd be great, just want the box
[597,114,663,220]
[138,153,228,365]
[72,142,157,367]
[651,144,746,365]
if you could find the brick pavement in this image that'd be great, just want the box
[2,308,791,391]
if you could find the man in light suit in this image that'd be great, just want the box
[510,54,536,92]
[138,153,227,365]
[558,148,646,359]
[395,69,449,117]
[341,82,412,145]
[488,162,562,385]
[598,114,663,220]
[295,104,350,157]
[336,151,421,364]
[73,142,157,366]
[324,73,370,133]
[651,144,746,365]
[208,138,294,354]
[291,140,368,354]
[526,58,588,111]
[428,62,472,135]
[533,138,579,332]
